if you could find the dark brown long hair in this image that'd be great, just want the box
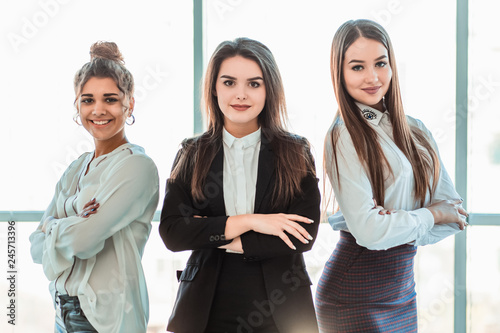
[171,37,315,206]
[327,19,439,207]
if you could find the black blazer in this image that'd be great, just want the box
[159,134,320,333]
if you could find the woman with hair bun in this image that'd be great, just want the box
[315,19,467,332]
[30,41,159,333]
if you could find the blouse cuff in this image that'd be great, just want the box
[409,207,434,230]
[44,216,57,235]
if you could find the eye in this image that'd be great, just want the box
[249,81,261,88]
[376,61,388,68]
[81,98,93,104]
[352,65,363,71]
[105,97,119,103]
[223,80,235,87]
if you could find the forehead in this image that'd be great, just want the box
[218,56,263,77]
[344,37,388,60]
[81,77,120,93]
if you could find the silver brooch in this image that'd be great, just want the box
[362,109,377,120]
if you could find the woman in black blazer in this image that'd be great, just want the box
[159,37,320,333]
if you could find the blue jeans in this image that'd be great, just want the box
[54,295,97,333]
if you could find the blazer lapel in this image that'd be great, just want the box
[254,136,275,213]
[205,143,226,216]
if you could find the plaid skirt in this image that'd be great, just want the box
[315,231,418,333]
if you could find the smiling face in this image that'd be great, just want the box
[77,77,134,155]
[215,56,266,137]
[342,37,392,111]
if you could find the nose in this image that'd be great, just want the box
[92,101,106,115]
[236,86,247,101]
[365,67,379,83]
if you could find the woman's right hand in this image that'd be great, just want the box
[427,199,468,230]
[246,213,314,250]
[78,198,100,218]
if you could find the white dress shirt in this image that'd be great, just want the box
[326,103,462,250]
[29,143,159,333]
[222,127,261,218]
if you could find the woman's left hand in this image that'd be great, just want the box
[41,216,54,233]
[219,236,243,253]
[78,198,100,218]
[373,199,396,215]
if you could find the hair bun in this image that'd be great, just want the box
[89,41,124,64]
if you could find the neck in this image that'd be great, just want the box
[94,136,129,158]
[370,100,385,112]
[224,123,259,138]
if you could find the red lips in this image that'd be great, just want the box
[231,104,251,111]
[362,86,381,94]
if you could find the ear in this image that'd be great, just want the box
[128,97,135,115]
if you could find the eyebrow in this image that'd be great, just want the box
[348,55,388,64]
[80,93,119,97]
[220,75,264,81]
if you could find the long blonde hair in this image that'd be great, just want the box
[327,19,439,207]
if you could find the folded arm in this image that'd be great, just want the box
[35,155,159,279]
[326,127,435,250]
[237,173,321,260]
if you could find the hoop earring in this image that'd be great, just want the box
[126,114,135,126]
[73,113,82,126]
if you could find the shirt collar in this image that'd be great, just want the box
[223,127,261,149]
[355,101,389,126]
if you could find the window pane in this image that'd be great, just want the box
[468,226,500,332]
[414,236,455,333]
[0,0,193,211]
[468,0,500,213]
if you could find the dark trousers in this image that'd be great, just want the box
[55,295,97,333]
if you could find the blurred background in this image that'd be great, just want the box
[0,0,499,332]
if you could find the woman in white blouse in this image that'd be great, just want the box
[30,41,159,333]
[315,19,468,332]
[160,37,320,333]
